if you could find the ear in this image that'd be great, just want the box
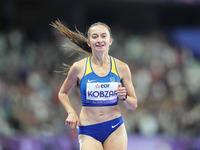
[87,40,91,47]
[109,38,114,46]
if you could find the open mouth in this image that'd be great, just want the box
[95,43,105,48]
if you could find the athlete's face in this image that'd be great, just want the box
[87,25,113,53]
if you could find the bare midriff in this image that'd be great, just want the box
[79,105,121,126]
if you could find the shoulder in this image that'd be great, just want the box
[113,57,131,79]
[72,58,87,69]
[69,57,88,75]
[114,57,129,71]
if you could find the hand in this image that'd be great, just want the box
[117,83,127,100]
[65,112,80,129]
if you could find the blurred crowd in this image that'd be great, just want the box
[111,28,200,137]
[0,25,200,141]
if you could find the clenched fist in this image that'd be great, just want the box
[65,112,80,129]
[117,83,127,101]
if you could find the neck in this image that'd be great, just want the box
[91,53,109,66]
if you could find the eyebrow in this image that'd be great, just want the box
[91,33,107,36]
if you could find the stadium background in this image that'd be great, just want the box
[0,0,200,149]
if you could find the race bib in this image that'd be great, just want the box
[86,82,119,104]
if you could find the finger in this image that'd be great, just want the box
[73,120,78,128]
[76,121,80,129]
[69,121,75,128]
[66,119,73,127]
[118,82,122,88]
[117,86,127,99]
[117,87,126,92]
[65,120,70,127]
[73,120,79,129]
[118,92,126,96]
[65,119,68,125]
[73,123,78,129]
[71,123,76,129]
[117,89,126,95]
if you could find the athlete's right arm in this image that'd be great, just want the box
[58,62,81,129]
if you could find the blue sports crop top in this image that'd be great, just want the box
[80,56,120,107]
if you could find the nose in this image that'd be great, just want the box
[97,37,103,42]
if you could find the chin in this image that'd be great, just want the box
[95,50,107,54]
[95,47,108,52]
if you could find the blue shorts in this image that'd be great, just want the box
[78,116,124,144]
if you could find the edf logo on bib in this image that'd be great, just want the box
[95,84,110,89]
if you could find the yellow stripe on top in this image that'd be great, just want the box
[111,56,119,76]
[84,56,92,76]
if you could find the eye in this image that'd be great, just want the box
[101,34,106,38]
[92,34,98,39]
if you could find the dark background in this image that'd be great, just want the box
[1,0,200,33]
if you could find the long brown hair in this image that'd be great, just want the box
[50,20,91,54]
[50,20,112,74]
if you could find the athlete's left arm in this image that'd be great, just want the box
[118,63,138,110]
